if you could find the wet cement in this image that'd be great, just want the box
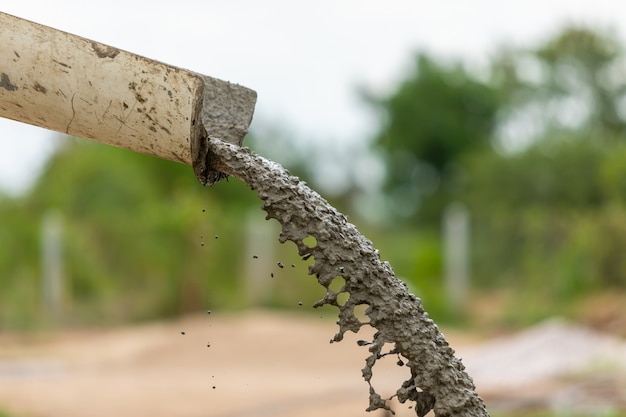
[207,138,490,417]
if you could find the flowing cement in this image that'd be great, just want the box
[207,138,489,417]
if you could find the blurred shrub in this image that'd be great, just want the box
[0,138,266,328]
[464,139,626,296]
[0,136,390,328]
[364,53,501,223]
[463,140,606,211]
[601,145,626,203]
[5,131,626,329]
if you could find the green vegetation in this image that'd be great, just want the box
[0,137,337,328]
[0,139,260,328]
[361,25,626,327]
[2,25,626,330]
[365,53,501,222]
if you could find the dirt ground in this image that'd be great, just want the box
[0,311,625,417]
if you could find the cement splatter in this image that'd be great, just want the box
[207,138,489,417]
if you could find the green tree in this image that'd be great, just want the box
[368,54,501,222]
[462,26,626,301]
[491,26,626,148]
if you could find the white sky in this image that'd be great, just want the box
[1,0,625,195]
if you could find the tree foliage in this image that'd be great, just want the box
[492,26,626,147]
[0,138,265,327]
[368,26,626,224]
[462,27,626,299]
[464,139,626,293]
[367,25,626,311]
[368,54,501,221]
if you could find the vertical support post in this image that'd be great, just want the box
[443,202,470,315]
[41,210,63,321]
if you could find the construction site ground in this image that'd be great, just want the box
[0,310,625,417]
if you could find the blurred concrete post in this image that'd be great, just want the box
[244,212,276,305]
[443,202,470,314]
[41,210,63,320]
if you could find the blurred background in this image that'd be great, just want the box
[1,2,626,416]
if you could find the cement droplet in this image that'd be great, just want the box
[253,255,258,259]
[270,272,274,278]
[207,310,212,315]
[277,262,284,269]
[298,301,303,306]
[181,331,186,335]
[302,253,312,260]
[291,264,296,268]
[214,235,219,239]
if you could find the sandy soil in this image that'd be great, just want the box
[0,311,624,417]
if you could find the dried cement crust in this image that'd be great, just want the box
[207,138,490,417]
